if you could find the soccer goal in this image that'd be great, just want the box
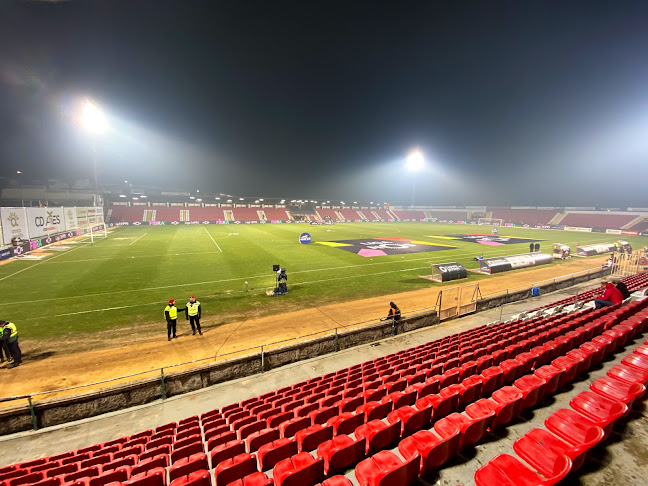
[478,218,503,226]
[70,223,109,245]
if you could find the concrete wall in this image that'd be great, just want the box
[0,267,607,436]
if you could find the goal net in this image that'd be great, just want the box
[70,223,108,245]
[478,218,503,226]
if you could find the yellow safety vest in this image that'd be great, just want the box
[165,305,177,320]
[187,301,200,316]
[6,322,18,342]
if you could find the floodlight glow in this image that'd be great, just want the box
[215,197,220,200]
[141,195,147,198]
[190,196,195,200]
[119,194,126,198]
[81,100,107,134]
[406,149,425,171]
[239,198,244,200]
[17,170,22,174]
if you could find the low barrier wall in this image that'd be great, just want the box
[0,267,608,436]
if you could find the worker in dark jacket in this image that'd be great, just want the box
[164,300,186,341]
[0,329,11,364]
[1,320,21,367]
[185,296,202,335]
[386,302,401,321]
[614,280,631,300]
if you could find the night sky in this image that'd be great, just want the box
[1,0,648,206]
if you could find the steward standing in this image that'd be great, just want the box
[164,300,185,341]
[185,296,203,335]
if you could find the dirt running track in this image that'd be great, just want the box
[0,259,602,403]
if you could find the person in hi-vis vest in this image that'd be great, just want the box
[185,296,202,335]
[164,300,185,341]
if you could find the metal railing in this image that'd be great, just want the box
[0,265,606,430]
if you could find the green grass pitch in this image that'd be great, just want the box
[0,223,641,343]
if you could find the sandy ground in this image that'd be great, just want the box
[0,258,601,404]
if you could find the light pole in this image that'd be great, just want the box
[406,149,425,209]
[16,170,24,207]
[81,100,107,204]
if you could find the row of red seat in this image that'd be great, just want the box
[476,314,648,485]
[146,299,648,486]
[1,289,646,486]
[533,272,648,311]
[4,301,643,486]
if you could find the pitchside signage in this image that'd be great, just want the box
[1,207,29,244]
[27,207,66,239]
[299,233,312,244]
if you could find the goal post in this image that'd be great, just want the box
[478,218,503,226]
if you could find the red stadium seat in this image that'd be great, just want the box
[356,401,392,422]
[224,472,272,486]
[354,450,420,486]
[124,467,166,486]
[213,454,257,486]
[327,412,365,436]
[209,440,245,469]
[354,420,400,455]
[514,427,603,472]
[445,407,494,451]
[398,428,452,475]
[169,453,209,482]
[387,405,431,437]
[315,476,353,486]
[490,387,523,430]
[168,470,210,486]
[279,416,311,439]
[257,438,298,471]
[316,435,366,475]
[474,453,571,486]
[569,391,628,435]
[89,467,131,486]
[294,424,333,453]
[590,376,646,407]
[513,375,546,410]
[245,429,280,454]
[272,453,324,486]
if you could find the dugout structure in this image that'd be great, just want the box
[478,252,552,274]
[576,243,615,257]
[421,262,468,283]
[436,282,481,320]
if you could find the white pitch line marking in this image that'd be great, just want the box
[204,227,222,252]
[128,233,148,246]
[0,237,607,306]
[0,246,81,283]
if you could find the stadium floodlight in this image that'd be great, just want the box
[81,100,107,134]
[406,149,425,171]
[196,189,200,192]
[140,195,147,198]
[190,196,195,200]
[215,197,220,200]
[239,198,244,201]
[119,194,126,198]
[227,199,232,202]
[260,199,264,201]
[124,180,128,183]
[353,201,357,204]
[132,197,139,200]
[197,198,202,202]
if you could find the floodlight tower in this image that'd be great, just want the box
[81,100,107,203]
[406,149,425,209]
